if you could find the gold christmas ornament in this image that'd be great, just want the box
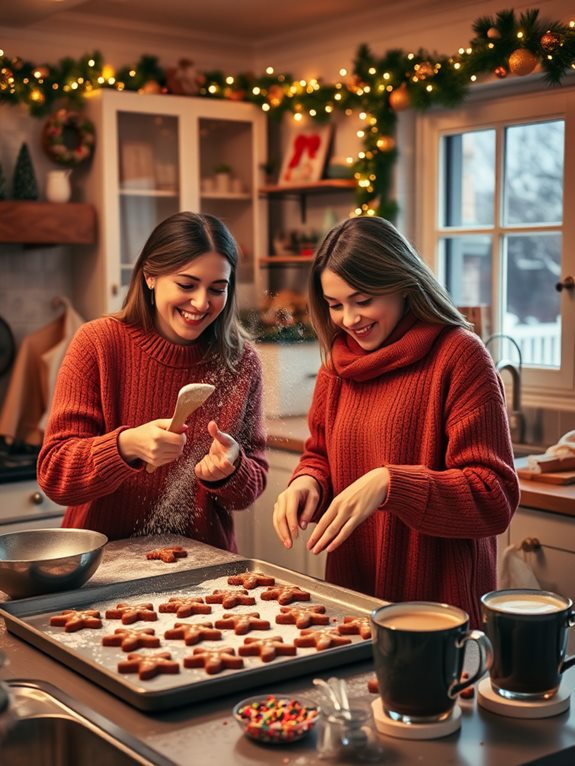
[508,49,538,76]
[267,84,284,107]
[389,84,410,111]
[139,80,162,94]
[540,31,562,53]
[494,66,508,79]
[376,135,396,152]
[487,27,501,39]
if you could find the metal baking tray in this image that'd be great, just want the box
[0,558,381,712]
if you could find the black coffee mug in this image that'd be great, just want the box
[371,601,493,723]
[481,588,575,700]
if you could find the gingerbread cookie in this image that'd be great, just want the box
[105,602,158,624]
[49,609,102,633]
[214,611,271,635]
[117,651,179,680]
[164,622,222,645]
[158,596,212,618]
[183,647,244,675]
[260,585,311,605]
[238,636,297,663]
[205,589,256,609]
[294,628,352,651]
[335,616,372,639]
[227,571,276,589]
[102,627,160,652]
[275,604,329,629]
[146,546,188,563]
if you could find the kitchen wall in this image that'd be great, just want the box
[1,0,574,443]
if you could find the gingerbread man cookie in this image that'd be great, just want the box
[275,604,329,629]
[183,647,244,675]
[146,546,188,563]
[117,651,179,680]
[227,571,276,589]
[294,628,352,651]
[214,611,271,635]
[158,596,212,618]
[164,621,222,645]
[102,627,160,652]
[105,602,158,624]
[49,609,102,633]
[335,616,372,639]
[238,636,297,663]
[260,585,311,605]
[205,589,256,609]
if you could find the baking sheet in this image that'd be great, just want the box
[0,559,382,711]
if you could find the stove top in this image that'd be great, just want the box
[0,440,39,484]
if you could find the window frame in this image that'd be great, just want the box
[416,80,575,411]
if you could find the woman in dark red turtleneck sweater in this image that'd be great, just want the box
[273,216,518,627]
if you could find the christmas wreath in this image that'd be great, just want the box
[41,108,95,166]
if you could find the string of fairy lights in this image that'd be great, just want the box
[1,8,574,217]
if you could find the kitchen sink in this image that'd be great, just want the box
[0,680,174,766]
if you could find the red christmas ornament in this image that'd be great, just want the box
[494,66,508,79]
[487,27,501,40]
[540,32,561,53]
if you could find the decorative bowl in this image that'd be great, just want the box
[0,528,107,599]
[233,693,319,744]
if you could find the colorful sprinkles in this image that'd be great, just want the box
[234,694,319,743]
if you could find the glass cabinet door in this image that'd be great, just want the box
[117,112,181,295]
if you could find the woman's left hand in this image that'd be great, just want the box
[307,467,390,555]
[194,420,240,482]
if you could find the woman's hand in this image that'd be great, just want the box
[307,467,390,555]
[273,475,321,549]
[118,419,187,468]
[194,420,240,482]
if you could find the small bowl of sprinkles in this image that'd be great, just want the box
[233,693,319,744]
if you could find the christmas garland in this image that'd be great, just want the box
[41,108,96,166]
[1,8,573,216]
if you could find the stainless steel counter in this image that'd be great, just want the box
[1,535,575,765]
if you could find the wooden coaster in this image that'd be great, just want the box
[477,678,570,719]
[371,697,461,740]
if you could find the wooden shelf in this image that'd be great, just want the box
[259,179,355,196]
[259,256,313,266]
[259,179,355,223]
[0,201,97,245]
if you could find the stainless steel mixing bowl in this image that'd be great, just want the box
[0,528,107,599]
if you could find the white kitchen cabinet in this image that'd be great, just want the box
[256,342,320,417]
[74,89,267,320]
[234,448,326,580]
[507,506,575,602]
[0,480,65,530]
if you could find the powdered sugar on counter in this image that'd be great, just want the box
[87,534,245,588]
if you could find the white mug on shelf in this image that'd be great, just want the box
[46,169,72,203]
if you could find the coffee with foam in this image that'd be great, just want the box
[485,592,565,615]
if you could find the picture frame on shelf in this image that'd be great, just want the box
[278,124,332,186]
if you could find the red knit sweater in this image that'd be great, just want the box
[37,318,268,549]
[292,314,519,627]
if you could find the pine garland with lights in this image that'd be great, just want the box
[1,7,573,217]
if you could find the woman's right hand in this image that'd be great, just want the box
[273,475,321,549]
[118,419,187,468]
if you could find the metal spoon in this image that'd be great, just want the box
[145,383,215,473]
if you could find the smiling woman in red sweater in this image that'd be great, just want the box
[273,216,519,626]
[38,212,268,548]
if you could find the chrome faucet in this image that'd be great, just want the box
[485,334,525,444]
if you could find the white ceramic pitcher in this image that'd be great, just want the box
[46,169,72,203]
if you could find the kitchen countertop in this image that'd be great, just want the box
[266,417,575,519]
[2,535,575,766]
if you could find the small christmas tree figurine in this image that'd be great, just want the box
[0,162,6,200]
[12,143,39,200]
